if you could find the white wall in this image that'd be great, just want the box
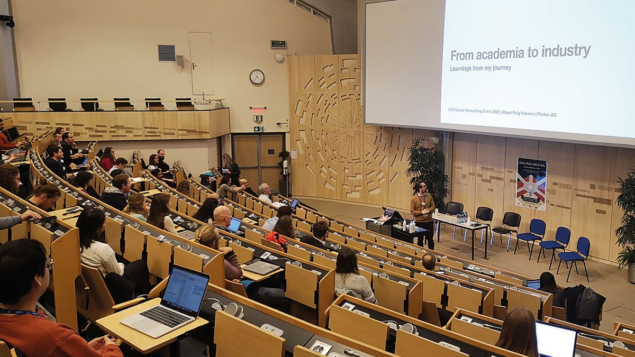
[12,0,332,171]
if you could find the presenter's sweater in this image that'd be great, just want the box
[410,193,435,223]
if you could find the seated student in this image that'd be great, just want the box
[61,132,85,172]
[0,164,20,195]
[147,154,159,171]
[495,307,539,357]
[44,144,72,180]
[0,239,124,356]
[28,184,61,211]
[258,183,273,205]
[177,180,190,196]
[108,157,129,176]
[0,119,26,151]
[150,168,176,188]
[123,192,149,222]
[239,179,258,197]
[77,208,150,304]
[265,216,296,252]
[213,206,233,232]
[147,194,177,234]
[193,196,219,225]
[335,247,376,303]
[157,149,173,179]
[100,174,131,211]
[52,132,63,148]
[421,253,436,271]
[99,147,116,172]
[0,210,40,234]
[538,272,565,308]
[74,171,100,199]
[194,224,242,280]
[300,220,332,251]
[217,175,242,199]
[262,205,293,231]
[55,126,66,136]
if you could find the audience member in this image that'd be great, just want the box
[422,253,436,271]
[147,154,159,171]
[193,196,219,224]
[147,194,177,234]
[100,174,131,211]
[0,119,25,150]
[44,145,71,180]
[194,224,242,280]
[538,272,565,308]
[264,216,295,252]
[28,184,61,211]
[0,164,20,194]
[217,175,242,199]
[221,153,241,185]
[177,180,190,196]
[150,168,176,188]
[262,205,293,231]
[157,149,171,176]
[109,169,124,177]
[74,171,100,199]
[258,183,273,204]
[334,247,376,303]
[52,132,63,147]
[54,127,65,136]
[0,210,41,233]
[123,193,150,222]
[495,307,539,357]
[300,220,331,251]
[77,208,150,304]
[0,239,123,356]
[108,157,129,176]
[100,147,116,171]
[239,178,257,197]
[213,206,233,232]
[61,132,84,172]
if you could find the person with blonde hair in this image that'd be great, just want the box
[124,192,150,222]
[495,307,539,357]
[194,224,242,280]
[221,153,241,186]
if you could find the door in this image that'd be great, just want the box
[189,32,214,96]
[232,134,284,192]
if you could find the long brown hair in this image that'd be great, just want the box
[124,192,147,217]
[273,216,295,239]
[495,307,539,357]
[0,164,20,194]
[102,147,115,162]
[177,180,190,195]
[147,194,170,229]
[335,247,359,275]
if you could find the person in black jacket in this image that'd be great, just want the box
[157,149,173,179]
[44,145,71,180]
[61,132,85,173]
[300,220,332,251]
[221,153,241,185]
[100,174,131,211]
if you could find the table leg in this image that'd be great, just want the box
[471,229,475,260]
[484,227,489,259]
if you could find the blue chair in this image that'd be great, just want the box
[557,237,590,283]
[490,212,521,251]
[514,219,546,260]
[537,227,571,269]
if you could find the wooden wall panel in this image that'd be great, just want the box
[609,148,635,262]
[451,133,477,216]
[571,145,616,260]
[177,111,210,139]
[338,55,364,202]
[503,138,539,233]
[107,112,144,141]
[313,55,340,199]
[476,135,506,227]
[363,125,390,205]
[387,128,415,209]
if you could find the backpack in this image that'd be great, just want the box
[265,231,287,252]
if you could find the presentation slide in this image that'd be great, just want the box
[364,0,635,147]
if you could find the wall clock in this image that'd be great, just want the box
[250,69,265,85]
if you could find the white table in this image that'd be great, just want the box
[432,213,489,260]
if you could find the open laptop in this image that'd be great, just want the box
[120,266,210,338]
[525,279,541,290]
[227,217,242,234]
[535,321,577,357]
[5,127,19,142]
[289,198,299,210]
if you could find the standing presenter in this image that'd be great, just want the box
[409,181,435,249]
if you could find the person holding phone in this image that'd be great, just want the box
[221,154,241,185]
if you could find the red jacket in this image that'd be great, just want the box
[100,157,114,171]
[0,312,123,357]
[0,132,17,150]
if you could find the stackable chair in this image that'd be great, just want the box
[514,219,546,260]
[490,212,521,251]
[81,98,104,112]
[471,206,493,245]
[48,98,73,111]
[557,237,590,282]
[145,98,165,111]
[537,227,571,269]
[114,98,135,111]
[12,98,35,111]
[435,201,463,240]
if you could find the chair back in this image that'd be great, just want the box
[13,98,35,111]
[577,237,590,258]
[555,227,571,247]
[114,98,134,110]
[145,98,164,110]
[445,202,464,216]
[48,98,68,111]
[475,207,493,222]
[176,97,195,110]
[81,264,116,321]
[502,212,521,229]
[81,98,100,111]
[529,219,546,236]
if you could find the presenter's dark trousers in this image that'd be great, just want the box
[415,221,435,250]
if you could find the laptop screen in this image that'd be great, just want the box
[228,217,242,233]
[161,266,210,317]
[536,321,577,357]
[526,279,541,290]
[290,199,299,209]
[5,127,19,141]
[82,157,90,166]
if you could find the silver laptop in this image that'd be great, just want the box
[120,266,210,338]
[244,260,280,275]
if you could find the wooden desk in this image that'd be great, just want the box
[240,264,283,282]
[96,298,208,354]
[141,189,162,197]
[49,207,83,223]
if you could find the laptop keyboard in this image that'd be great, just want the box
[140,306,190,328]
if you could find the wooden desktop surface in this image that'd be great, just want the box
[141,189,162,197]
[49,207,83,224]
[240,264,283,282]
[96,298,208,354]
